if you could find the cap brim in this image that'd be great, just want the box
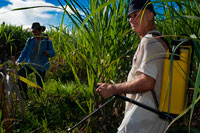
[127,8,156,18]
[41,26,46,32]
[127,8,141,18]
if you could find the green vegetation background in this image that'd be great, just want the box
[1,0,200,132]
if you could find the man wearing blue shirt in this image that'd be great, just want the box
[16,22,55,99]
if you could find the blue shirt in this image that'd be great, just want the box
[17,37,55,71]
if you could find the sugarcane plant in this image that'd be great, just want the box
[1,0,200,132]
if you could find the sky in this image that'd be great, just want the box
[0,0,89,29]
[0,0,172,30]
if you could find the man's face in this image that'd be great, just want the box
[129,10,150,34]
[32,29,41,37]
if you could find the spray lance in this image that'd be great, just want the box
[67,85,174,133]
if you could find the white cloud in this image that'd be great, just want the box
[0,0,70,29]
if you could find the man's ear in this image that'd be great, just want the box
[148,11,154,21]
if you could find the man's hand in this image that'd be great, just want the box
[43,51,49,56]
[15,61,19,65]
[96,83,116,98]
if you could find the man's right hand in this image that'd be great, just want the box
[96,83,117,98]
[15,61,19,65]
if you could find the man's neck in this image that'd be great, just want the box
[35,34,43,40]
[139,27,156,39]
[139,22,156,38]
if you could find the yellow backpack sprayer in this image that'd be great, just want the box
[159,37,193,115]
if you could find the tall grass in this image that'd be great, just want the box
[0,23,31,63]
[1,0,200,132]
[58,0,138,99]
[51,0,139,131]
[50,1,138,130]
[56,0,200,131]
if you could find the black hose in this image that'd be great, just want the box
[67,94,174,132]
[67,96,116,132]
[114,94,174,120]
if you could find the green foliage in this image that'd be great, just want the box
[1,0,200,132]
[12,80,92,132]
[0,110,4,133]
[56,0,139,107]
[0,23,31,63]
[56,0,200,132]
[50,1,139,131]
[155,0,200,37]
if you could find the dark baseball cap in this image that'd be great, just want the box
[127,0,156,18]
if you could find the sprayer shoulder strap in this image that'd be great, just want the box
[147,31,169,109]
[45,37,49,50]
[147,31,169,49]
[151,90,159,109]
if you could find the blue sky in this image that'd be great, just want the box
[0,0,171,30]
[0,0,89,29]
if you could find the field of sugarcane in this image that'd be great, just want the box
[1,0,200,132]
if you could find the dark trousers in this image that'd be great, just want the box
[18,65,45,98]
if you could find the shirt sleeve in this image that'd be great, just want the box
[17,38,31,62]
[137,38,165,80]
[47,39,55,57]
